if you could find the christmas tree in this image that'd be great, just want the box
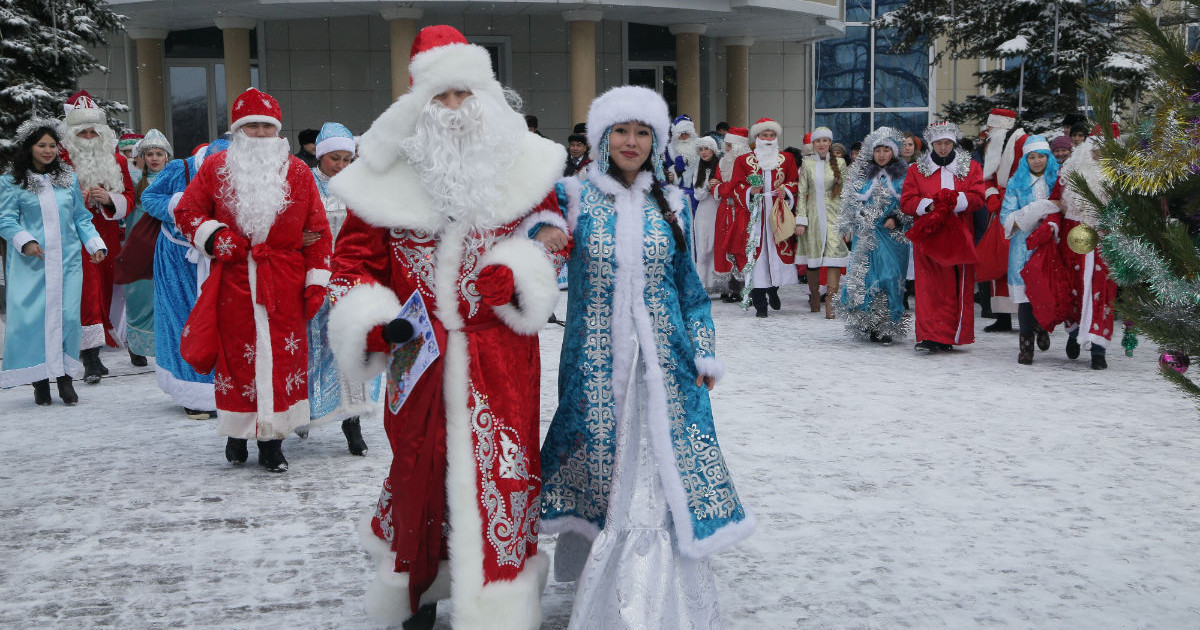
[0,0,125,165]
[1074,1,1200,400]
[878,0,1150,130]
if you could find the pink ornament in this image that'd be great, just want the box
[1159,351,1191,374]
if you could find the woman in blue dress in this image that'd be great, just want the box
[0,119,106,405]
[121,128,172,366]
[838,126,912,344]
[538,86,753,629]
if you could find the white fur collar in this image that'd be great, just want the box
[329,132,566,231]
[586,163,654,198]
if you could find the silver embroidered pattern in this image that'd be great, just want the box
[213,373,233,395]
[470,388,538,568]
[390,229,438,297]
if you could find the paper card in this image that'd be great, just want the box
[385,290,440,414]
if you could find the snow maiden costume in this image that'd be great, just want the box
[141,139,229,417]
[120,128,173,361]
[0,118,105,397]
[796,126,849,317]
[326,26,564,630]
[838,127,911,342]
[691,135,722,291]
[540,85,754,630]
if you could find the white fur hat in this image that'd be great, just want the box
[134,128,173,157]
[697,136,719,153]
[586,85,670,150]
[749,117,783,140]
[810,126,834,142]
[63,94,106,130]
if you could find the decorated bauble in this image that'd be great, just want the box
[1159,351,1190,374]
[1067,223,1100,254]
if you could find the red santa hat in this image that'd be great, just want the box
[724,126,749,148]
[63,90,93,114]
[408,25,496,96]
[229,88,282,133]
[63,93,106,130]
[1091,122,1121,139]
[996,128,1029,188]
[749,117,782,140]
[985,108,1017,131]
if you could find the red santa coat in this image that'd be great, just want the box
[711,163,739,274]
[900,151,984,345]
[1049,181,1119,347]
[62,150,134,349]
[325,130,564,629]
[174,152,332,440]
[717,150,800,273]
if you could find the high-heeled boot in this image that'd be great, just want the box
[342,417,368,456]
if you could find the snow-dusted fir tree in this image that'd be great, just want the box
[876,0,1150,130]
[1073,2,1200,401]
[0,0,124,163]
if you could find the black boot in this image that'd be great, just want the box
[33,379,51,406]
[767,286,781,311]
[342,417,368,456]
[403,603,437,630]
[225,437,248,464]
[1035,327,1051,351]
[749,288,768,318]
[914,340,941,354]
[128,348,147,367]
[903,280,915,310]
[1065,332,1080,359]
[81,348,102,384]
[56,376,78,405]
[185,408,218,420]
[1018,334,1035,365]
[1091,353,1108,370]
[257,439,288,473]
[984,313,1013,332]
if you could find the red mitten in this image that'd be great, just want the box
[476,264,515,306]
[986,193,1002,214]
[211,228,249,262]
[366,325,390,353]
[304,284,327,320]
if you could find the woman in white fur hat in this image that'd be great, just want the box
[796,125,849,317]
[121,129,172,366]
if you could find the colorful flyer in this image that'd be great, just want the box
[386,291,440,414]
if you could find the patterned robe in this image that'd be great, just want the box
[796,153,849,267]
[718,150,800,291]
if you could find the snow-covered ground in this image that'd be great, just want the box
[2,288,1198,629]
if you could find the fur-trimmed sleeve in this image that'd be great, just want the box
[479,236,559,335]
[666,186,724,382]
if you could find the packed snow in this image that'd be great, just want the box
[2,288,1199,629]
[997,35,1029,55]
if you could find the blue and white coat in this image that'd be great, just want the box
[539,164,754,558]
[0,169,105,387]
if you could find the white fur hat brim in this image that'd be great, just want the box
[587,86,670,150]
[315,136,356,158]
[410,42,498,98]
[230,115,282,133]
[64,107,106,129]
[749,119,783,141]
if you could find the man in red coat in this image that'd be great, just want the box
[325,26,564,630]
[720,118,800,317]
[59,92,136,382]
[978,108,1021,332]
[900,121,985,352]
[712,126,750,302]
[174,88,332,473]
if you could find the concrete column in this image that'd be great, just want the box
[214,17,256,123]
[381,8,423,100]
[127,27,168,133]
[563,10,603,129]
[670,24,706,123]
[723,37,754,128]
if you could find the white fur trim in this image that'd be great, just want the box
[808,127,833,141]
[80,323,105,350]
[192,220,226,257]
[983,132,1007,179]
[314,136,355,159]
[154,365,216,410]
[107,192,129,220]
[751,119,785,141]
[327,283,402,382]
[410,43,497,101]
[985,186,1000,199]
[451,552,548,630]
[357,511,453,623]
[954,191,969,213]
[305,268,331,287]
[65,107,106,128]
[916,198,934,216]
[1013,199,1060,232]
[167,191,184,215]
[997,129,1027,188]
[560,176,583,232]
[229,115,281,133]
[587,86,671,151]
[1024,139,1051,154]
[693,356,725,383]
[480,238,560,335]
[84,236,106,255]
[13,230,37,253]
[987,112,1017,130]
[516,209,567,240]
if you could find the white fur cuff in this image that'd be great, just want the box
[107,192,129,220]
[13,230,37,253]
[694,356,725,383]
[192,220,226,257]
[167,191,184,215]
[916,198,934,216]
[1014,199,1060,232]
[84,236,107,255]
[518,210,568,240]
[453,552,549,630]
[954,191,968,213]
[479,238,559,335]
[305,268,331,287]
[328,283,402,382]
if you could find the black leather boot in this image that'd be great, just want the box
[750,288,768,318]
[128,348,147,367]
[342,417,368,456]
[225,437,248,464]
[33,379,51,406]
[81,348,102,384]
[1065,332,1080,359]
[403,603,437,630]
[984,313,1013,332]
[258,439,288,473]
[56,376,78,405]
[767,286,781,311]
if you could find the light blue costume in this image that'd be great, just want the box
[141,139,228,409]
[838,128,912,340]
[121,167,161,357]
[302,122,380,428]
[0,169,104,387]
[999,135,1059,305]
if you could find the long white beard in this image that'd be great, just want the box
[719,145,749,181]
[755,140,779,167]
[669,136,699,163]
[398,95,522,229]
[1060,148,1108,225]
[219,133,291,243]
[62,127,124,192]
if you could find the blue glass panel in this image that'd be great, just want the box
[874,111,929,139]
[815,26,870,109]
[170,66,208,156]
[813,112,871,148]
[875,28,929,108]
[846,0,871,22]
[875,0,908,19]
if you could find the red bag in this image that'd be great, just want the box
[1020,222,1073,331]
[973,216,1010,282]
[113,213,161,284]
[907,208,978,266]
[180,263,222,374]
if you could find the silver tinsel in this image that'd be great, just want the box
[915,147,973,179]
[14,117,67,148]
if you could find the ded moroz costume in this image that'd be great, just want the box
[711,126,751,302]
[325,25,564,630]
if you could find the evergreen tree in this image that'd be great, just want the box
[0,0,125,163]
[877,0,1151,130]
[1074,1,1200,401]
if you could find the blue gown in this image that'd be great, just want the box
[0,171,103,387]
[838,167,911,339]
[122,168,161,357]
[140,141,228,409]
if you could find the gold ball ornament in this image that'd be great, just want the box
[1066,223,1100,255]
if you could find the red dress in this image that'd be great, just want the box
[900,153,985,345]
[174,152,332,439]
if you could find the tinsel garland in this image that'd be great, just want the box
[738,178,765,309]
[1099,231,1200,307]
[8,162,75,193]
[915,147,973,178]
[1122,321,1138,358]
[1100,103,1200,196]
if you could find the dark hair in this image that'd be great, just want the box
[298,129,318,145]
[567,133,588,145]
[525,115,539,129]
[958,138,975,152]
[716,121,730,132]
[1070,122,1090,137]
[1062,112,1086,128]
[649,181,688,252]
[10,125,66,191]
[850,141,862,152]
[572,122,587,134]
[782,146,803,165]
[695,152,720,189]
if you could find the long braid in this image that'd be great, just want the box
[830,153,843,198]
[650,180,688,252]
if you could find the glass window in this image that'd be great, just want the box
[815,26,870,109]
[874,111,929,139]
[628,23,674,62]
[874,29,928,108]
[875,0,908,19]
[813,112,870,147]
[170,66,208,156]
[846,0,871,22]
[165,27,257,59]
[213,65,261,133]
[628,68,656,89]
